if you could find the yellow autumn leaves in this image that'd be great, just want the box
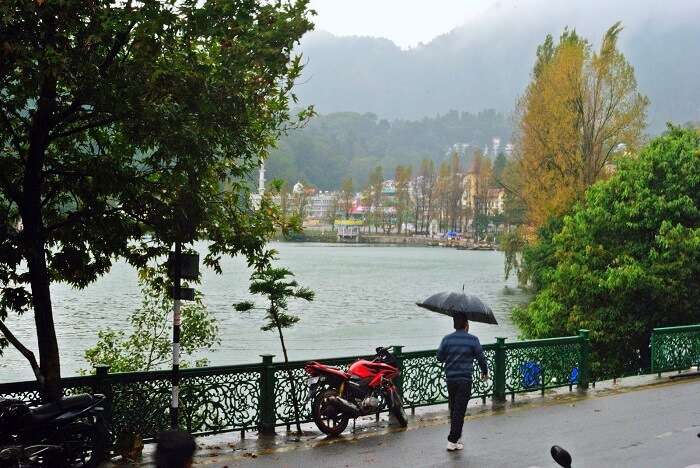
[508,23,649,229]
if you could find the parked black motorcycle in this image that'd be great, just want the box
[0,394,109,468]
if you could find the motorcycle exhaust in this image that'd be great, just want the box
[327,396,360,416]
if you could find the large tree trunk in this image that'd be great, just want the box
[22,55,61,401]
[25,229,61,401]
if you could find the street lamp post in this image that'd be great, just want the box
[168,243,198,429]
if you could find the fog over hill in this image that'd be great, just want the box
[295,0,700,133]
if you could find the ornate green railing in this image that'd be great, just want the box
[651,324,700,374]
[0,332,590,441]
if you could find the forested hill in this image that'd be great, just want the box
[295,17,700,134]
[267,110,510,190]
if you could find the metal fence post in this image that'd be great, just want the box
[650,330,660,377]
[258,354,276,435]
[92,365,113,430]
[578,330,590,391]
[493,337,507,403]
[392,345,404,396]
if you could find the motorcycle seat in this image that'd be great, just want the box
[27,394,96,424]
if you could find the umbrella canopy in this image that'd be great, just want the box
[416,291,498,325]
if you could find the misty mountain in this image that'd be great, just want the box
[295,11,700,133]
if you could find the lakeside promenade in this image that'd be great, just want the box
[186,375,700,468]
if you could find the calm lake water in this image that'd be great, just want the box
[1,243,529,382]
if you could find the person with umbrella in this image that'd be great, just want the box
[418,291,494,451]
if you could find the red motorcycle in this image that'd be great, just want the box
[304,347,408,436]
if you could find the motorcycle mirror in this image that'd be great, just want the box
[551,445,572,468]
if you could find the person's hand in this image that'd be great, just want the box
[481,372,488,380]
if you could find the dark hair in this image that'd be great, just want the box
[155,430,196,468]
[453,314,468,330]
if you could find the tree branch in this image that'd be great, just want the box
[44,205,123,233]
[49,116,117,141]
[0,110,24,156]
[54,10,137,126]
[0,320,44,384]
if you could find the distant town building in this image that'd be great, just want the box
[307,191,336,220]
[461,157,506,232]
[485,188,506,216]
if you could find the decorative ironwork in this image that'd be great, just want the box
[652,325,700,372]
[401,347,495,407]
[273,361,352,426]
[109,377,171,439]
[0,332,600,441]
[274,365,313,425]
[504,340,580,394]
[401,352,448,407]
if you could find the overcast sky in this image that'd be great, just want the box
[308,0,700,49]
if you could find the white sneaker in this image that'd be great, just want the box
[446,441,464,451]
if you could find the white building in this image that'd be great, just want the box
[307,191,336,220]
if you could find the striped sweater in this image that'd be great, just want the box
[436,330,488,382]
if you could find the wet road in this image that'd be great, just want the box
[213,379,700,468]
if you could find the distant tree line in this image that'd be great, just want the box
[266,110,511,189]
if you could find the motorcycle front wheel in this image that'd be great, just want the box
[312,389,349,437]
[387,390,408,428]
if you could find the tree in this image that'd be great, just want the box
[473,151,494,230]
[414,159,436,234]
[499,228,527,282]
[493,152,507,185]
[364,166,383,233]
[435,161,451,232]
[394,165,413,234]
[513,128,700,377]
[447,152,463,231]
[340,178,354,219]
[0,0,314,400]
[324,193,339,227]
[235,263,314,435]
[512,23,649,228]
[84,274,218,373]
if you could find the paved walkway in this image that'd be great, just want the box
[195,377,700,468]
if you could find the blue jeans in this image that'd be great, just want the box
[447,380,472,443]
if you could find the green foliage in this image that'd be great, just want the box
[0,0,313,392]
[499,228,527,281]
[517,217,564,290]
[493,152,507,183]
[236,265,314,337]
[84,278,219,373]
[235,258,314,435]
[513,127,700,377]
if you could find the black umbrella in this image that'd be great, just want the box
[416,290,498,325]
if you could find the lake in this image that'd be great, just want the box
[0,243,529,382]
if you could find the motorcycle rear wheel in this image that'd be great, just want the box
[312,389,349,437]
[55,420,108,468]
